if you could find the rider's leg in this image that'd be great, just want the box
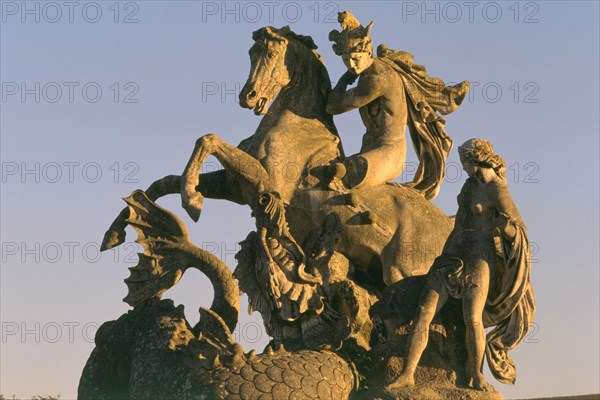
[347,144,405,189]
[381,247,406,287]
[340,155,368,189]
[386,272,449,389]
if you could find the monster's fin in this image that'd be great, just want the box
[121,191,239,335]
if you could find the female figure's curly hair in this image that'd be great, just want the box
[458,138,506,178]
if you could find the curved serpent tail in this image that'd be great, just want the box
[83,190,359,399]
[122,189,239,332]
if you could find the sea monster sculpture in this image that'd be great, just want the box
[234,192,379,353]
[78,190,357,399]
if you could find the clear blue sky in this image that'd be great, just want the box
[1,1,599,399]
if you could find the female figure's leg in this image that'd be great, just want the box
[386,272,449,389]
[462,259,494,391]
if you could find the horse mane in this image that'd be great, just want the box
[253,26,327,72]
[253,25,317,49]
[284,31,318,51]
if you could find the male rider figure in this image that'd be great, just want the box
[326,11,469,199]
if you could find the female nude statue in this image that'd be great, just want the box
[387,138,536,391]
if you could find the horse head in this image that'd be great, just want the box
[239,26,330,117]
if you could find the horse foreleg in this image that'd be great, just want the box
[101,171,240,251]
[101,175,181,251]
[182,136,213,221]
[181,134,270,221]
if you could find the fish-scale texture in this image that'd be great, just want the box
[212,349,355,399]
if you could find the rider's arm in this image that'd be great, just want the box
[326,73,385,115]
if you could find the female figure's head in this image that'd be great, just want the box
[458,138,506,179]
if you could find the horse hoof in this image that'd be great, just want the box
[101,229,126,251]
[182,192,204,222]
[183,200,203,222]
[183,204,202,222]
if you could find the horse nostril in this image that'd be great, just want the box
[247,90,257,100]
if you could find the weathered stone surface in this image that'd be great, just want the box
[85,11,536,400]
[81,193,356,399]
[370,276,467,385]
[78,299,208,400]
[79,297,357,400]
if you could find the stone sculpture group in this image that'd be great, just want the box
[79,11,535,400]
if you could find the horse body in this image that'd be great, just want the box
[236,108,341,200]
[288,185,453,287]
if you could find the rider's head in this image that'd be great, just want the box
[341,52,372,75]
[329,11,374,74]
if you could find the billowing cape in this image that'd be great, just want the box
[377,45,469,200]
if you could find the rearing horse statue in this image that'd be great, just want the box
[181,26,343,219]
[102,26,454,289]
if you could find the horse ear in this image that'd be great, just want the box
[252,28,264,41]
[265,26,288,43]
[365,21,374,33]
[280,25,291,35]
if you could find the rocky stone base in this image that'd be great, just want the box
[362,276,504,400]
